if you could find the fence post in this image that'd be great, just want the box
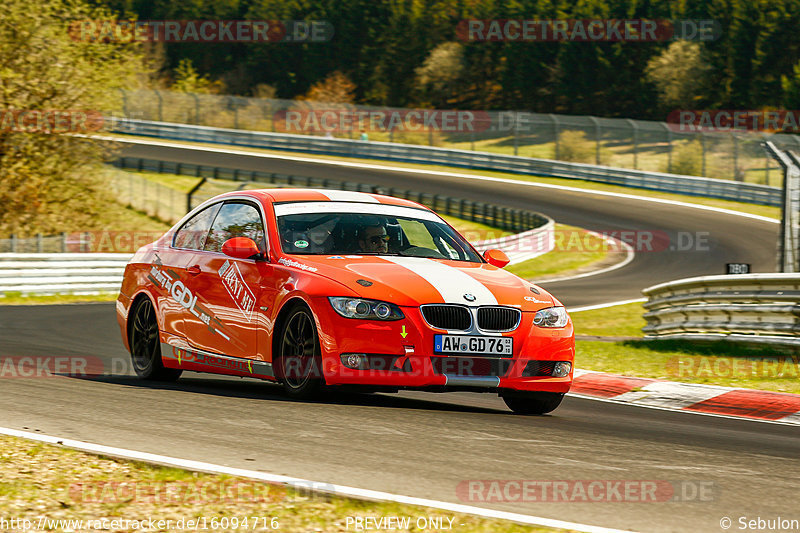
[36,233,42,253]
[513,112,519,156]
[589,116,601,165]
[61,232,67,253]
[187,178,207,213]
[230,96,239,129]
[9,234,15,253]
[661,123,673,174]
[549,114,560,160]
[192,93,200,124]
[626,119,638,169]
[701,133,707,177]
[733,133,740,180]
[118,88,128,118]
[154,90,163,122]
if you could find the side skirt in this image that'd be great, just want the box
[160,342,274,379]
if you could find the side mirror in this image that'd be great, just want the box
[483,248,510,268]
[222,237,261,260]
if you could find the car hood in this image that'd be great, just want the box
[278,255,557,310]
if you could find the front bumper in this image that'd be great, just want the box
[312,298,575,393]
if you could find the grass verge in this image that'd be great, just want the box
[0,435,568,533]
[570,302,800,393]
[507,225,612,280]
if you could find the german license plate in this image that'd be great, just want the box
[434,335,513,356]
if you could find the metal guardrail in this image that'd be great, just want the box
[641,274,800,347]
[0,254,131,295]
[111,119,783,207]
[111,156,550,232]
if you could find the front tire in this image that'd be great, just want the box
[501,391,564,415]
[277,304,324,399]
[129,297,182,382]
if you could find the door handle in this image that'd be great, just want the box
[187,265,202,275]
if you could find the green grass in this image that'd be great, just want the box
[576,339,800,394]
[108,133,781,221]
[507,224,611,280]
[570,302,647,337]
[0,435,569,533]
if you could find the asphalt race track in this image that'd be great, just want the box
[1,143,796,532]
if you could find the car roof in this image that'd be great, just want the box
[215,188,429,209]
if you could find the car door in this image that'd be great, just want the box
[157,202,222,341]
[181,200,275,361]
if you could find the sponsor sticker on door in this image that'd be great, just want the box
[218,260,256,322]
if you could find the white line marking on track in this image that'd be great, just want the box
[537,233,636,284]
[568,298,648,313]
[0,426,630,533]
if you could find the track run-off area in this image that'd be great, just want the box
[0,139,796,532]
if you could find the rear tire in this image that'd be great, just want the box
[129,298,182,382]
[277,304,324,399]
[501,391,564,415]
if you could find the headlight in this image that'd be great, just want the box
[329,297,404,320]
[533,306,569,328]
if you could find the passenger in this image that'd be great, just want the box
[305,218,337,253]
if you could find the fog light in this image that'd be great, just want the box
[552,362,572,377]
[341,353,368,369]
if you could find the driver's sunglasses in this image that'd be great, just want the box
[369,235,390,244]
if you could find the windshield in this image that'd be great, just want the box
[274,202,482,262]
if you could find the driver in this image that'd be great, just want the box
[357,222,389,253]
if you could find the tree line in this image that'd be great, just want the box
[96,0,800,120]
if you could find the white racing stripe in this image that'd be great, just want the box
[383,257,497,305]
[304,189,380,203]
[273,201,440,221]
